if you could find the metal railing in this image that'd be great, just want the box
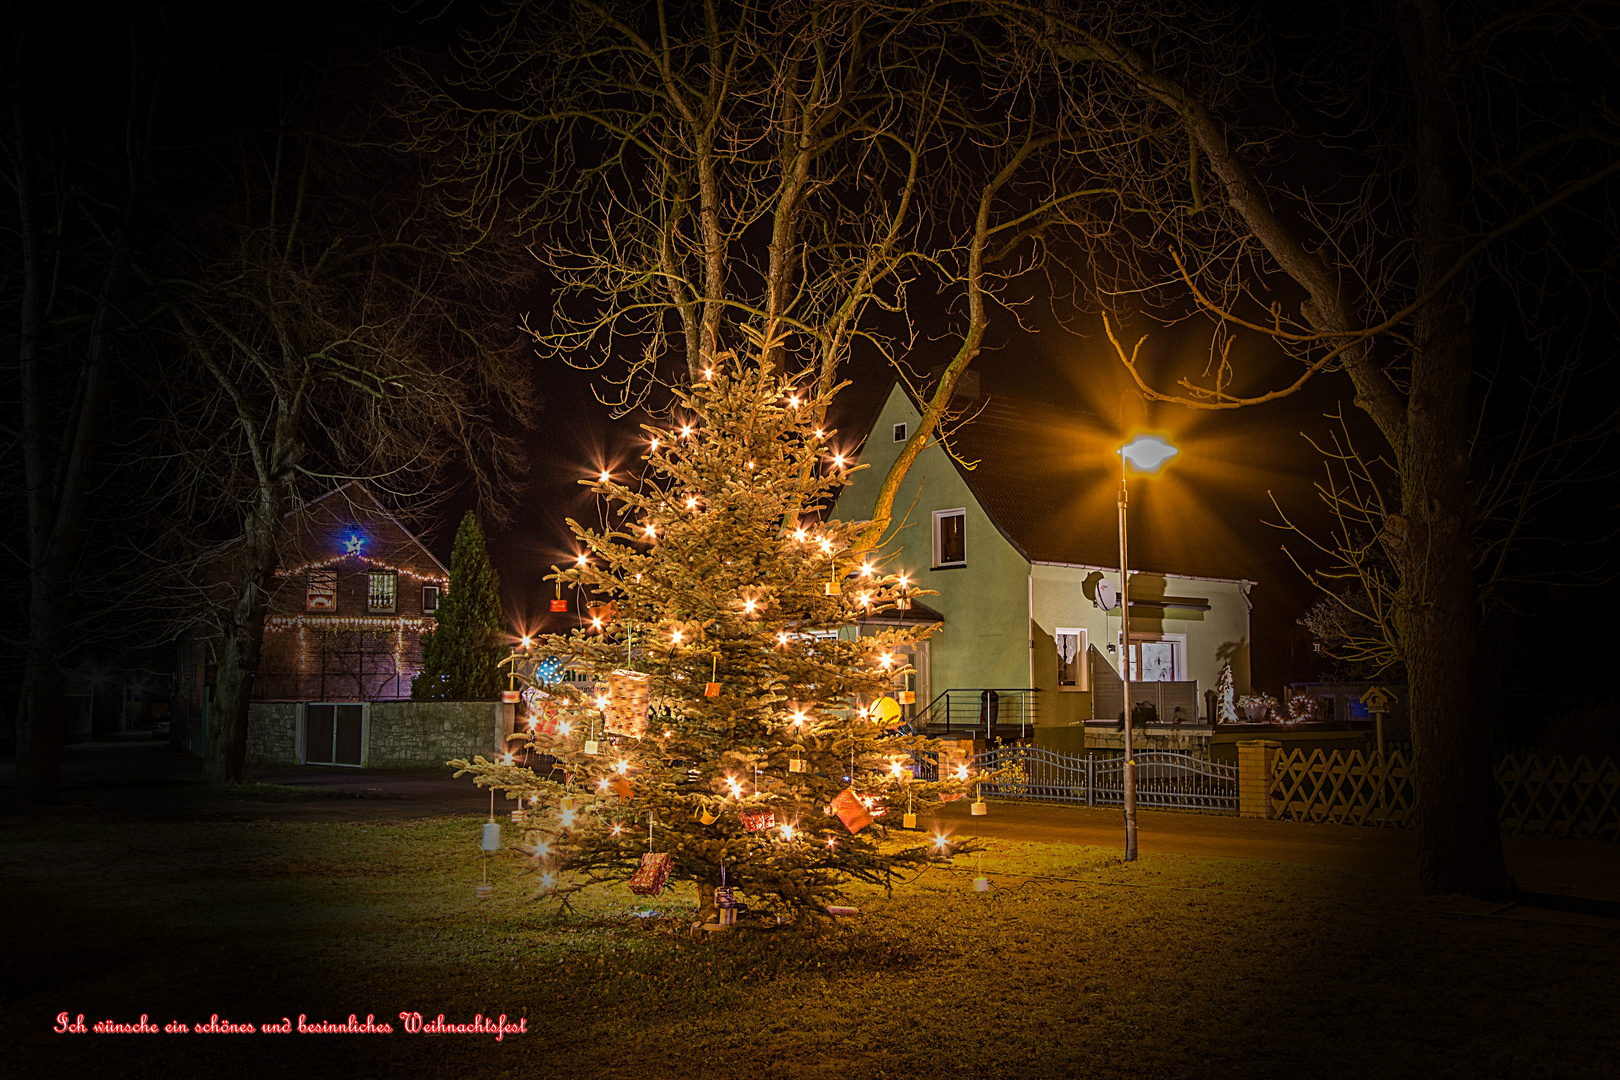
[967,745,1238,813]
[911,688,1039,738]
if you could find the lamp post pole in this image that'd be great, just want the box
[1118,452,1137,862]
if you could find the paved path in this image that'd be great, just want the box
[8,736,1619,904]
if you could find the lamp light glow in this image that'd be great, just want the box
[1120,434,1179,473]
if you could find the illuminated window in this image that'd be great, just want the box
[367,571,397,614]
[306,570,337,612]
[422,584,440,613]
[932,509,966,568]
[1056,628,1089,691]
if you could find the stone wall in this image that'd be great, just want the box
[247,703,299,766]
[366,701,513,770]
[245,700,514,769]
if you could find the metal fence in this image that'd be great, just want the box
[962,745,1238,814]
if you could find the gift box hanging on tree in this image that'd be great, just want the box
[739,809,778,833]
[627,851,674,896]
[605,669,650,738]
[830,786,873,835]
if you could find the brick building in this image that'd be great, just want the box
[179,485,449,754]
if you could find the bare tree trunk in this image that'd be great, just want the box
[206,501,281,786]
[1395,0,1512,898]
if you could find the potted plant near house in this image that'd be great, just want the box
[1236,693,1278,723]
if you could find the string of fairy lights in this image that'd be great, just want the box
[464,365,987,919]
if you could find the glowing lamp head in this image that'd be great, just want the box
[742,598,757,615]
[794,527,807,542]
[1120,434,1179,474]
[520,635,533,649]
[685,496,698,510]
[527,717,538,732]
[814,428,824,438]
[501,752,515,766]
[726,777,743,797]
[560,810,576,827]
[934,834,948,850]
[611,823,623,836]
[787,393,799,408]
[644,523,657,537]
[558,721,572,735]
[650,437,660,451]
[780,824,795,841]
[792,710,806,725]
[818,538,832,554]
[671,628,684,644]
[576,553,589,567]
[898,573,909,589]
[681,425,692,438]
[955,765,969,780]
[535,840,551,857]
[703,367,713,380]
[598,778,611,791]
[599,470,611,483]
[879,653,894,670]
[832,453,845,468]
[890,761,905,778]
[860,562,873,577]
[614,759,629,774]
[595,695,609,711]
[540,871,557,891]
[777,631,790,646]
[590,616,604,630]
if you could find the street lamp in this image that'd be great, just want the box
[1117,434,1178,862]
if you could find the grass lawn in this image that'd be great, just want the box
[4,805,1616,1079]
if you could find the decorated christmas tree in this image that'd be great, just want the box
[451,354,975,925]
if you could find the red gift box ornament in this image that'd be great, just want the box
[739,809,778,833]
[627,851,674,897]
[550,598,568,612]
[830,786,873,835]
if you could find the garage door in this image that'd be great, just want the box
[304,704,364,766]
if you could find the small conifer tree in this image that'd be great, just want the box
[452,354,974,925]
[414,511,506,700]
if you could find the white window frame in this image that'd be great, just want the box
[932,508,967,568]
[1055,627,1089,691]
[893,421,908,443]
[421,583,440,613]
[1126,633,1187,682]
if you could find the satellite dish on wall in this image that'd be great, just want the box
[1094,579,1118,613]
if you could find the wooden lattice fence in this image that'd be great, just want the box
[1271,748,1620,840]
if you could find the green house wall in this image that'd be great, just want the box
[834,385,1253,729]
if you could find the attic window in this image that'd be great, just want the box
[932,508,966,568]
[893,422,908,443]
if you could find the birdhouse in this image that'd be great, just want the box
[1360,686,1395,712]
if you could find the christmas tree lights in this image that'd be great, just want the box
[450,353,974,926]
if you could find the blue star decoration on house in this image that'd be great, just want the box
[344,532,366,556]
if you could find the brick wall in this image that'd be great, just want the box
[1237,739,1281,818]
